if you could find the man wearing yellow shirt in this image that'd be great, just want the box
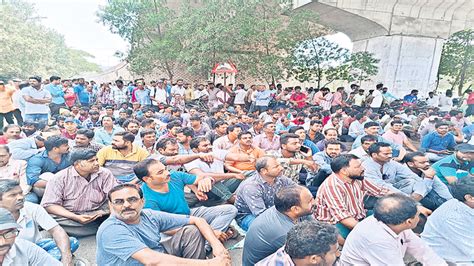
[97,131,149,183]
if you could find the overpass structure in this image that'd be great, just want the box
[296,0,473,96]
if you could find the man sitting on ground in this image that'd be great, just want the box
[185,136,254,205]
[349,135,377,163]
[315,154,391,239]
[41,149,119,237]
[422,176,474,263]
[0,180,75,264]
[70,129,103,153]
[363,142,444,211]
[134,158,238,243]
[310,140,343,190]
[0,208,62,266]
[96,184,230,265]
[243,185,314,266]
[421,122,457,162]
[432,143,474,185]
[234,156,296,231]
[256,220,339,266]
[97,131,149,183]
[26,136,71,199]
[340,194,446,265]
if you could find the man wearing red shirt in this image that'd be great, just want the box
[289,86,307,109]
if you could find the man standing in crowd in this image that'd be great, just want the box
[22,76,52,124]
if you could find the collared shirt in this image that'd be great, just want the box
[255,90,272,106]
[212,135,236,150]
[332,91,343,106]
[26,150,71,185]
[275,123,291,135]
[255,246,294,266]
[315,173,389,224]
[0,159,29,194]
[70,141,104,153]
[226,144,264,171]
[134,88,151,105]
[382,130,408,146]
[3,238,61,266]
[432,154,474,185]
[41,166,118,213]
[421,199,474,263]
[269,150,309,183]
[111,86,128,105]
[17,202,58,243]
[82,118,102,129]
[94,127,124,146]
[234,172,295,221]
[45,83,65,105]
[363,158,429,196]
[74,84,89,104]
[253,133,280,152]
[421,131,456,151]
[185,149,228,173]
[243,206,295,266]
[22,86,51,114]
[313,151,333,173]
[341,216,446,266]
[97,145,149,182]
[348,120,364,138]
[7,138,40,160]
[349,147,370,163]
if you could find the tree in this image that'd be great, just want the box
[0,0,100,79]
[172,0,325,83]
[98,0,180,79]
[288,37,350,89]
[346,51,379,85]
[99,0,325,82]
[438,29,474,95]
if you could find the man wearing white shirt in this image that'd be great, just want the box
[170,79,185,97]
[150,80,167,107]
[370,84,384,110]
[340,194,447,266]
[426,91,440,107]
[233,84,247,107]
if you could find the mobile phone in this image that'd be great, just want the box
[300,145,309,153]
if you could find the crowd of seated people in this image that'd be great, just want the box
[0,76,473,265]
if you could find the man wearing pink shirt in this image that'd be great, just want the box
[331,87,344,112]
[382,120,417,152]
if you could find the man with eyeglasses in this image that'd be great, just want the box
[0,207,61,265]
[96,184,230,265]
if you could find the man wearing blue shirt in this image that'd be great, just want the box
[421,122,457,162]
[74,78,89,106]
[26,136,71,199]
[45,76,65,116]
[96,184,230,265]
[134,158,238,243]
[432,143,474,185]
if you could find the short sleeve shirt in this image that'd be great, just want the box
[184,149,228,172]
[22,86,51,114]
[17,202,58,243]
[142,171,196,215]
[96,209,189,266]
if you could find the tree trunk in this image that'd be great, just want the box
[458,42,470,95]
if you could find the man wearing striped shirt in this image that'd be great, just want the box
[315,154,391,239]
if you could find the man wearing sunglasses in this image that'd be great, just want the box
[0,207,61,265]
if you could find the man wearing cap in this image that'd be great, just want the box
[0,207,62,265]
[0,180,76,264]
[432,143,474,186]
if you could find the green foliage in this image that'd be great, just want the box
[438,29,474,94]
[98,0,179,78]
[0,0,100,80]
[99,0,325,82]
[289,37,379,88]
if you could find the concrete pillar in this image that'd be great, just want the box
[353,35,444,97]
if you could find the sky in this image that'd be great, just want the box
[29,0,352,69]
[29,0,129,68]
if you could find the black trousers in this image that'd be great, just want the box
[0,111,15,129]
